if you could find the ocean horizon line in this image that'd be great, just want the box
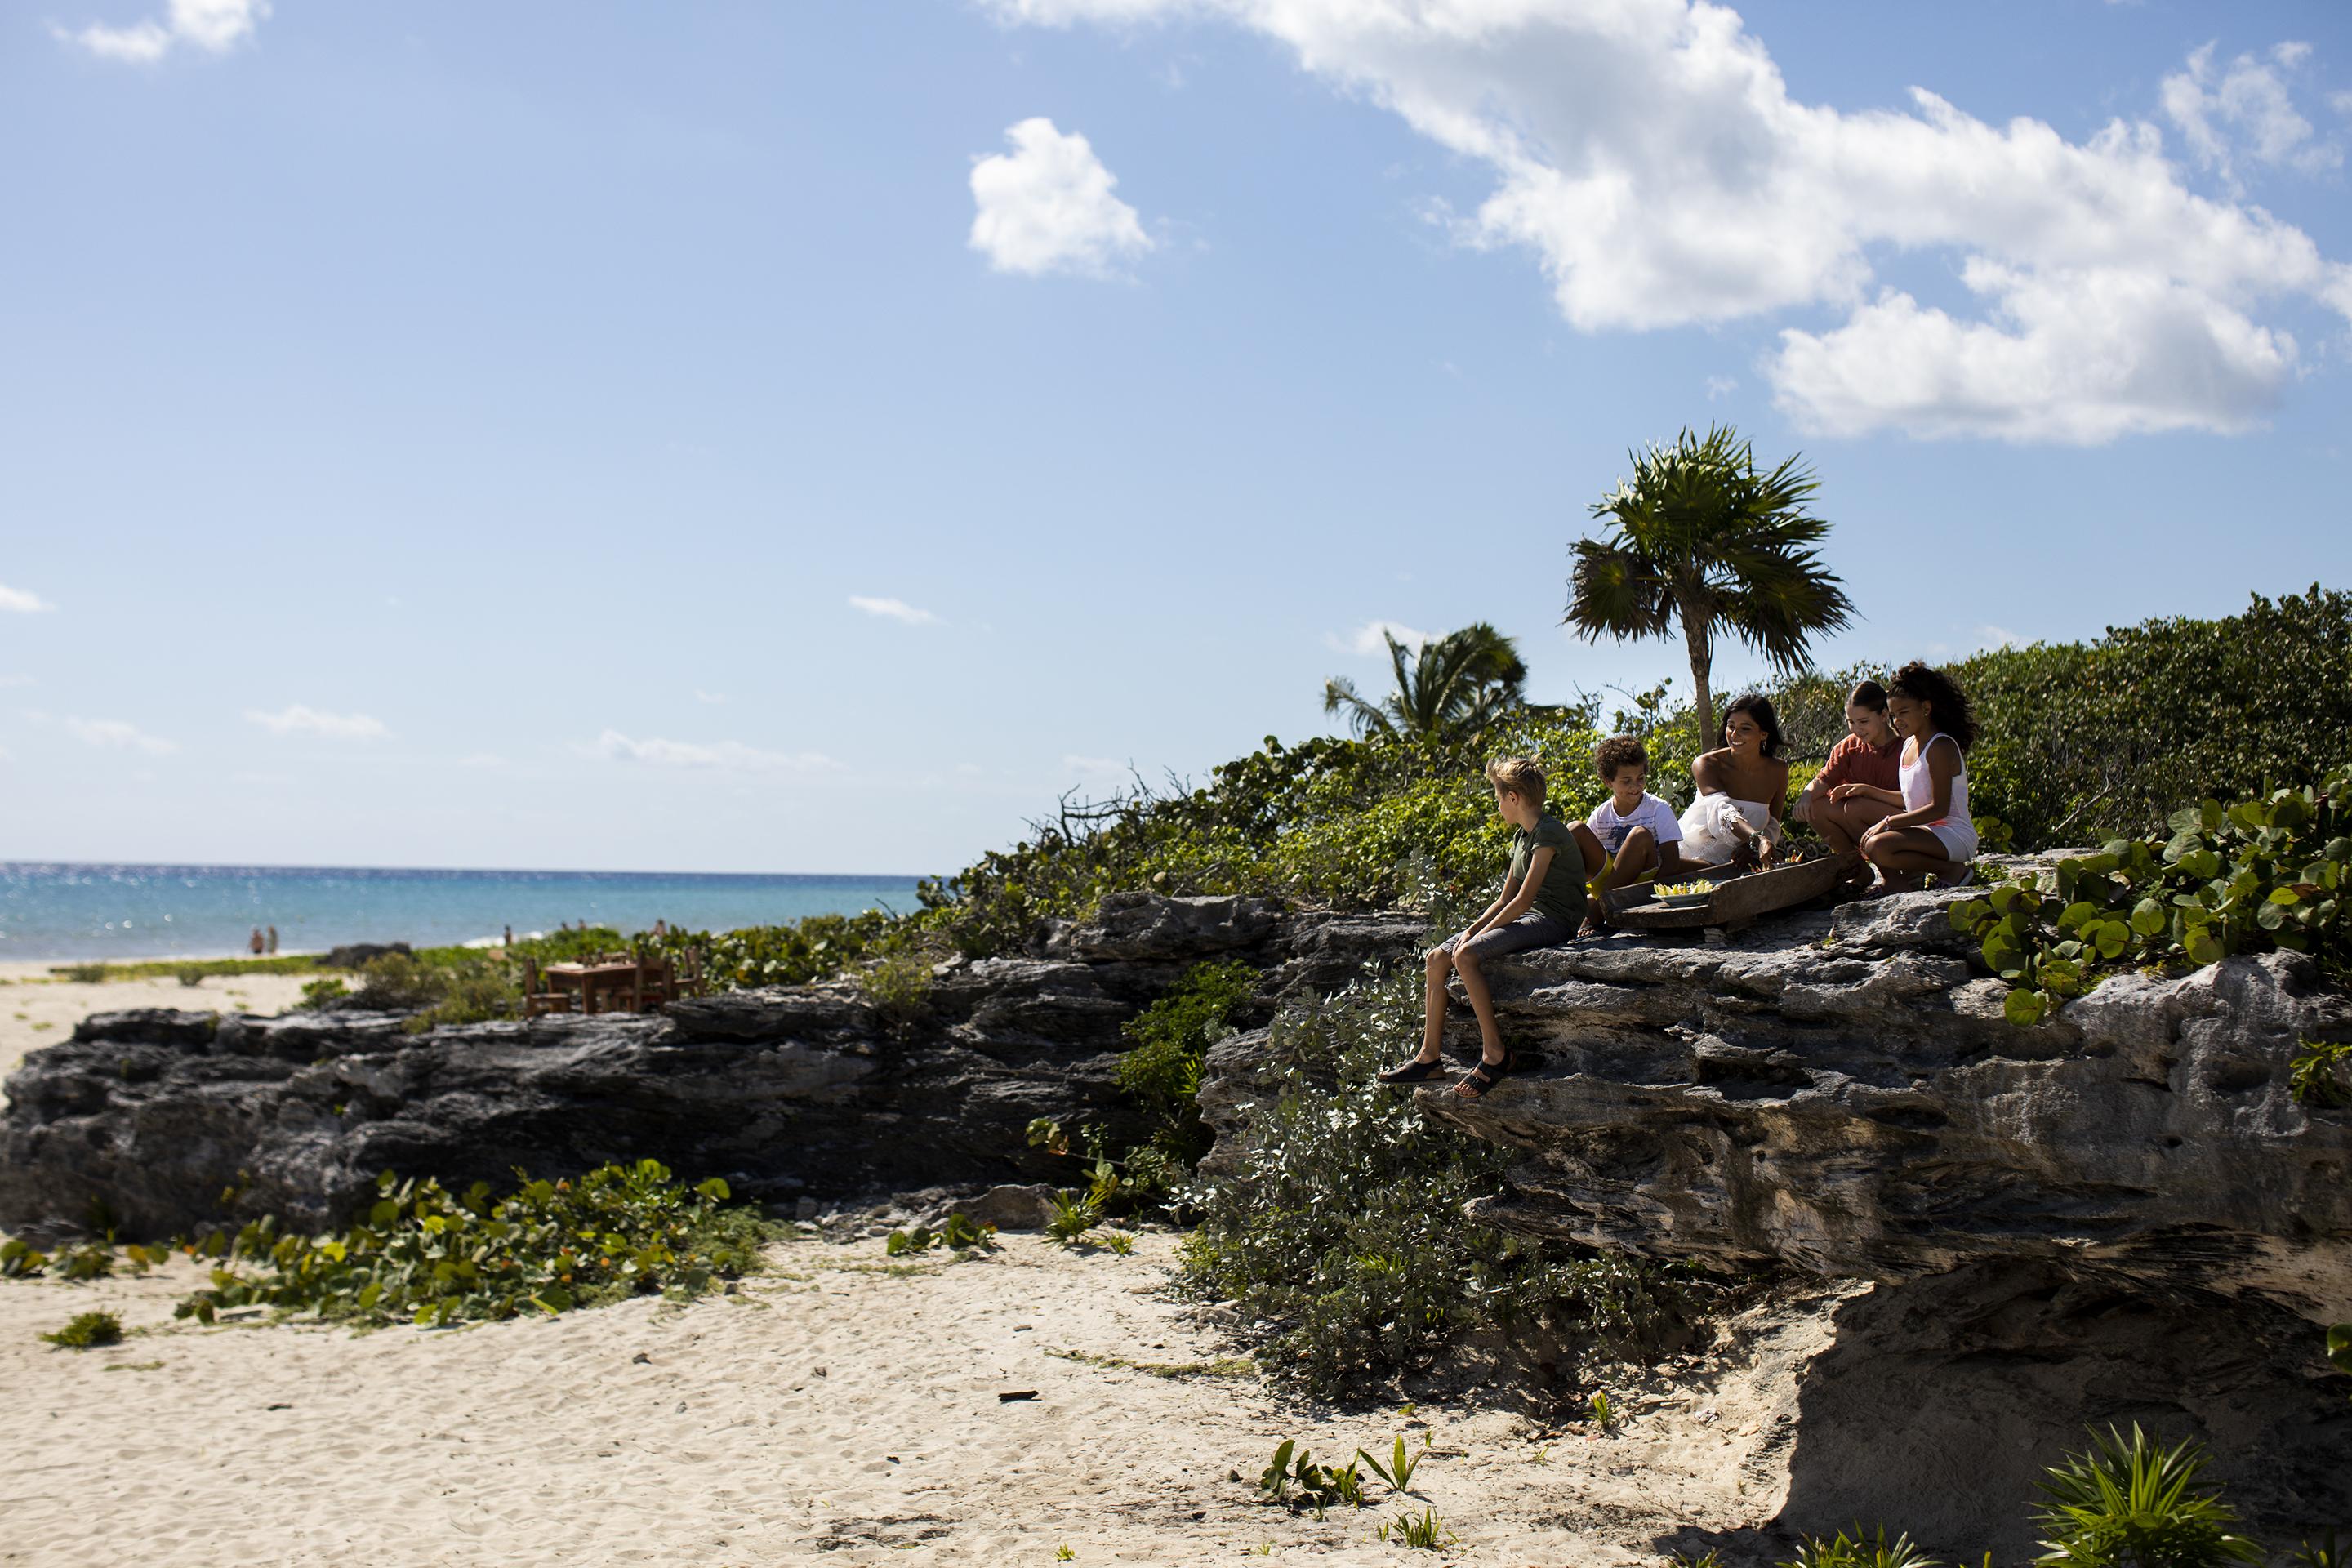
[0,860,935,881]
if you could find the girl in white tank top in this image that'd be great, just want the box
[1859,662,1980,892]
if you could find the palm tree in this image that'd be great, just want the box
[1566,425,1853,747]
[1322,622,1530,741]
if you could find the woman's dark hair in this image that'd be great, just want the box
[1717,692,1785,759]
[1847,679,1888,711]
[1888,661,1978,751]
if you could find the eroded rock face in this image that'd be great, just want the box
[0,898,1427,1239]
[1410,884,2352,1324]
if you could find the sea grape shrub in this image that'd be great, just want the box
[1952,767,2351,1025]
[1178,971,1713,1401]
[1958,586,2352,850]
[41,1311,123,1350]
[175,1159,767,1329]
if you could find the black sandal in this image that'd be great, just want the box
[1452,1049,1515,1098]
[1377,1057,1448,1085]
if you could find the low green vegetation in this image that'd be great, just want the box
[51,954,325,982]
[2031,1425,2262,1568]
[1256,1438,1370,1514]
[1375,1506,1457,1550]
[1951,765,2350,1025]
[41,1310,123,1349]
[1178,969,1717,1401]
[175,1159,769,1328]
[883,1213,996,1256]
[1783,1526,1937,1568]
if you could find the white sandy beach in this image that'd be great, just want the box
[0,1228,1840,1566]
[0,960,324,1082]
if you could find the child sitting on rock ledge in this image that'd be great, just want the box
[1379,755,1584,1099]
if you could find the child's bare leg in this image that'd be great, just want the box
[1419,945,1454,1059]
[1814,796,1864,854]
[1861,826,1958,893]
[1584,826,1659,934]
[1452,946,1506,1063]
[1570,822,1614,934]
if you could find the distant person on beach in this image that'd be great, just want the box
[265,925,278,955]
[504,924,514,948]
[1575,734,1683,937]
[1798,679,1904,870]
[653,920,668,938]
[1857,662,1981,893]
[1378,755,1581,1100]
[248,927,265,956]
[1679,693,1790,868]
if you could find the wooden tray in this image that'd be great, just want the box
[1606,852,1861,932]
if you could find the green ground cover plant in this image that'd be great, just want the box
[41,1310,123,1349]
[1178,970,1717,1401]
[175,1159,769,1328]
[1782,1527,1938,1568]
[1950,766,2350,1024]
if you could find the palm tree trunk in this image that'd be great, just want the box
[1680,600,1715,749]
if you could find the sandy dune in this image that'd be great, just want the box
[0,961,323,1081]
[0,1229,1833,1566]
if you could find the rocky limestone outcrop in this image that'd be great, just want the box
[1400,883,2352,1324]
[0,897,1425,1240]
[1195,875,2352,1557]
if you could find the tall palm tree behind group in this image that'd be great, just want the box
[1322,622,1530,741]
[1566,425,1853,746]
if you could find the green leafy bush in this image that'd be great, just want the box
[859,949,934,1027]
[298,977,349,1010]
[350,953,453,1013]
[1178,970,1717,1400]
[174,1160,768,1329]
[2032,1425,2261,1568]
[884,1213,997,1256]
[41,1310,123,1349]
[1951,767,2350,1024]
[1255,1437,1368,1513]
[1958,587,2352,850]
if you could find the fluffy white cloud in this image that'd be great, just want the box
[0,675,33,688]
[1062,753,1131,777]
[1325,620,1433,657]
[56,0,269,62]
[244,704,390,742]
[1704,375,1739,400]
[0,582,56,613]
[68,716,176,755]
[593,730,840,773]
[986,2,2351,443]
[2162,41,2341,187]
[970,118,1155,278]
[849,595,942,626]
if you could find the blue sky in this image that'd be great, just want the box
[3,0,2349,875]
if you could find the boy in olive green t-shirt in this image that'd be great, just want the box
[1377,755,1588,1099]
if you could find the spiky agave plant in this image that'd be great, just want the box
[1782,1525,1939,1568]
[2032,1425,2263,1568]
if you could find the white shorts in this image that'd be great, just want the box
[1926,820,1979,861]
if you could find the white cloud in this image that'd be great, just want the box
[1063,753,1130,777]
[694,688,728,705]
[1325,620,1433,657]
[849,595,942,626]
[987,2,2352,443]
[67,717,176,755]
[244,704,390,742]
[1704,375,1739,400]
[2334,90,2352,118]
[969,117,1155,278]
[56,0,269,62]
[0,582,56,613]
[1976,624,2025,649]
[2161,41,2341,189]
[0,675,33,688]
[593,730,840,773]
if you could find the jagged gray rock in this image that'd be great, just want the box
[0,898,1427,1240]
[1398,881,2352,1324]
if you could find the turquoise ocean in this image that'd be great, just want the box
[0,864,926,963]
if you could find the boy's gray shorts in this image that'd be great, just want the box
[1436,912,1578,961]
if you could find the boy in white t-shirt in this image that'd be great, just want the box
[1573,734,1683,936]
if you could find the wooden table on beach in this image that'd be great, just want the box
[541,960,642,1015]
